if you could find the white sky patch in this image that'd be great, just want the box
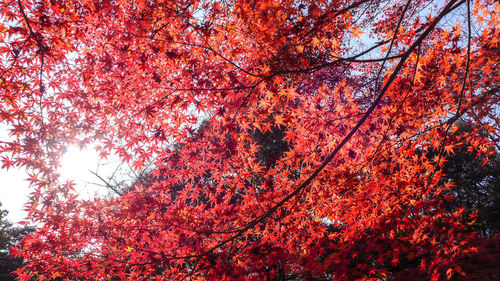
[0,124,29,224]
[0,166,30,224]
[59,145,116,200]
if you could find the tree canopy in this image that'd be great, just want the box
[0,0,499,280]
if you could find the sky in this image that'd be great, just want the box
[0,125,29,223]
[0,162,30,223]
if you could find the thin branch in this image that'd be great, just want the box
[175,9,263,78]
[17,0,45,125]
[455,0,472,118]
[369,43,421,165]
[89,170,123,196]
[0,36,30,81]
[301,0,372,38]
[373,0,412,91]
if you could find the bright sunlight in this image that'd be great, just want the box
[59,146,118,199]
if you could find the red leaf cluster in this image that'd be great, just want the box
[1,0,498,280]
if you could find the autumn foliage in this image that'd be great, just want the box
[0,0,499,280]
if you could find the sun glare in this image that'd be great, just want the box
[60,146,99,181]
[59,146,108,199]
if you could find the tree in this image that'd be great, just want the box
[438,122,500,236]
[0,0,498,280]
[0,203,34,280]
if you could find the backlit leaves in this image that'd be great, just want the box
[0,0,499,280]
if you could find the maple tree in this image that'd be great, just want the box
[0,0,499,280]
